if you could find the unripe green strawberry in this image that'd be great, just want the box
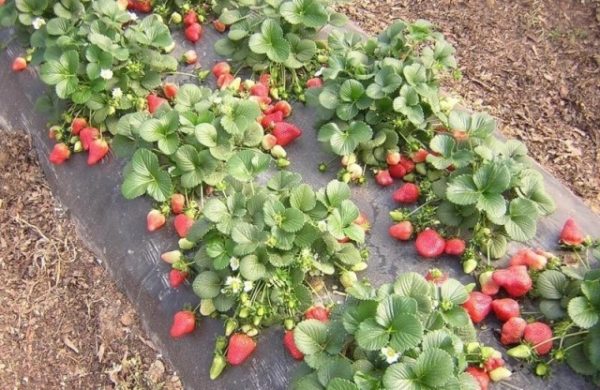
[178,238,195,250]
[200,299,215,316]
[463,259,478,274]
[489,366,512,382]
[271,145,287,159]
[507,344,531,359]
[225,318,237,336]
[340,271,357,288]
[209,354,226,380]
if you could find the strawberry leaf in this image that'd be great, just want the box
[248,19,290,62]
[294,319,330,355]
[192,271,221,299]
[568,297,599,329]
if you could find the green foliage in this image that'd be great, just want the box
[292,273,485,390]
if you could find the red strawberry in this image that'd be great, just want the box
[425,268,448,285]
[559,218,585,246]
[147,209,166,232]
[415,229,446,258]
[266,101,292,117]
[491,298,520,322]
[171,193,185,214]
[388,163,406,179]
[398,156,415,173]
[184,23,202,43]
[479,271,500,296]
[217,73,235,89]
[411,149,429,163]
[71,118,87,135]
[147,94,167,114]
[88,139,109,165]
[11,57,27,72]
[305,305,329,322]
[386,151,401,166]
[306,78,323,89]
[79,127,100,151]
[250,83,269,98]
[169,269,188,288]
[163,83,178,100]
[170,310,196,338]
[392,183,420,203]
[183,50,198,65]
[500,317,527,345]
[509,248,547,270]
[462,291,492,324]
[227,333,257,365]
[283,330,303,360]
[444,238,466,256]
[389,221,413,241]
[259,73,271,87]
[174,214,194,238]
[183,10,197,26]
[375,170,393,187]
[466,366,490,390]
[49,143,71,165]
[492,265,532,298]
[213,20,227,32]
[523,322,553,355]
[272,122,302,146]
[483,357,505,372]
[260,111,284,129]
[212,62,231,79]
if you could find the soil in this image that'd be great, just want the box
[339,0,600,213]
[0,129,182,389]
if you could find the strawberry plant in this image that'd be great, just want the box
[212,0,346,99]
[291,272,512,389]
[166,174,369,378]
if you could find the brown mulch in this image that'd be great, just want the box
[339,0,600,213]
[0,130,182,389]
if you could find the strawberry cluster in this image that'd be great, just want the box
[48,118,109,166]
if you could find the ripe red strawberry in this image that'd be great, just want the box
[227,333,257,365]
[483,357,505,372]
[393,183,420,203]
[415,229,446,258]
[184,23,202,43]
[213,19,227,32]
[250,83,269,98]
[388,163,406,179]
[260,111,284,129]
[147,209,166,232]
[386,151,401,166]
[479,271,500,296]
[389,221,413,241]
[217,73,234,89]
[183,50,198,65]
[466,366,490,390]
[147,94,167,114]
[212,62,231,79]
[492,265,532,298]
[163,83,178,100]
[169,269,188,288]
[170,310,196,338]
[425,268,448,285]
[411,149,429,163]
[171,193,185,214]
[559,218,585,246]
[444,238,466,256]
[462,291,492,324]
[183,10,197,26]
[88,139,109,165]
[12,57,27,72]
[71,118,87,135]
[375,170,393,187]
[283,330,303,360]
[305,305,329,322]
[523,322,553,355]
[398,156,415,173]
[49,143,71,165]
[79,127,100,151]
[509,248,547,270]
[500,317,527,345]
[259,73,271,86]
[491,298,520,322]
[272,122,302,146]
[266,101,292,117]
[174,214,194,238]
[306,77,323,89]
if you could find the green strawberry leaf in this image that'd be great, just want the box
[295,319,330,355]
[192,271,221,299]
[568,297,599,329]
[248,19,290,62]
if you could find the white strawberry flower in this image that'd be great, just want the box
[32,18,46,30]
[229,257,240,271]
[381,347,400,364]
[100,69,114,80]
[243,281,254,292]
[225,276,243,294]
[128,12,138,21]
[112,87,123,99]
